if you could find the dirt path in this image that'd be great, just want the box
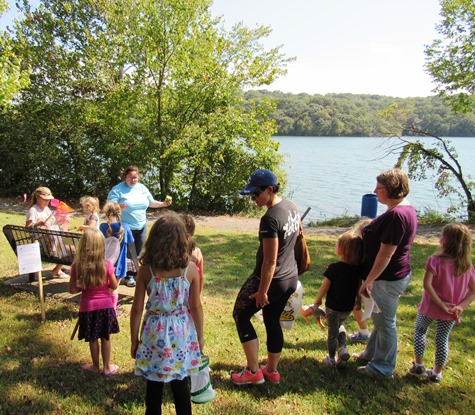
[188,213,444,242]
[0,197,447,242]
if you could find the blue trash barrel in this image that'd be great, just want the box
[361,194,378,218]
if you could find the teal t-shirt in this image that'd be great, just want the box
[107,182,153,230]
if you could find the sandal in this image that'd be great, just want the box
[103,364,119,377]
[53,270,69,278]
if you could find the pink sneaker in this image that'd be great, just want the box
[231,367,265,385]
[260,365,280,384]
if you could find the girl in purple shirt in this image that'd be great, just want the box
[410,223,475,383]
[69,229,120,376]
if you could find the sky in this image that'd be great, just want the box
[2,0,442,97]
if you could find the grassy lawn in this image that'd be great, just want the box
[0,209,474,414]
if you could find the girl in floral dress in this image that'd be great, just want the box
[130,212,204,415]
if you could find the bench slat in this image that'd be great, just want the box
[3,225,81,266]
[3,224,139,272]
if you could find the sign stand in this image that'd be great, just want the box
[37,270,46,322]
[17,242,46,323]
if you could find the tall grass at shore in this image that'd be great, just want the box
[0,210,474,414]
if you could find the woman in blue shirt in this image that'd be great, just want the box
[107,166,172,286]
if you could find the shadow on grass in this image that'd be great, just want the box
[210,355,406,405]
[210,350,475,414]
[2,228,475,414]
[0,357,146,414]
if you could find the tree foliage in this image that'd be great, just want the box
[244,90,475,137]
[0,0,30,108]
[425,0,475,113]
[0,0,292,213]
[385,130,475,222]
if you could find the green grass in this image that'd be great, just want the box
[1,210,475,414]
[310,209,458,228]
[308,214,362,227]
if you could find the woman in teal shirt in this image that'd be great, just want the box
[107,165,172,286]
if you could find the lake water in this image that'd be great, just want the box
[274,136,475,223]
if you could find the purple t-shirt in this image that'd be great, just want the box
[418,255,475,320]
[362,204,418,281]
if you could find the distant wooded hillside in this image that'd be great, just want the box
[244,90,475,137]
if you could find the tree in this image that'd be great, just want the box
[0,0,30,108]
[386,129,475,222]
[425,0,475,113]
[0,0,291,212]
[101,0,290,210]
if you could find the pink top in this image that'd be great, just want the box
[71,260,116,312]
[418,255,475,320]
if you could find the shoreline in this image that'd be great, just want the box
[0,197,446,242]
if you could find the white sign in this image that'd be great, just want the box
[17,242,43,274]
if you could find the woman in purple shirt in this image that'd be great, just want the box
[356,168,418,378]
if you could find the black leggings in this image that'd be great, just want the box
[145,378,191,415]
[233,274,296,353]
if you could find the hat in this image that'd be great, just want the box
[240,169,277,195]
[35,187,54,200]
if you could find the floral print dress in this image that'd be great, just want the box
[134,266,201,382]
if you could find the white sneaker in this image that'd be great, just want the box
[323,355,336,366]
[336,347,350,368]
[409,362,428,379]
[426,369,442,383]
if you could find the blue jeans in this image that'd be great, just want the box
[131,226,147,257]
[361,273,411,377]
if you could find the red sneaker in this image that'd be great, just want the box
[231,367,265,385]
[260,365,280,384]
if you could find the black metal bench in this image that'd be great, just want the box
[3,225,80,265]
[3,224,139,278]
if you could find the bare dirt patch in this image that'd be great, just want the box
[0,197,448,242]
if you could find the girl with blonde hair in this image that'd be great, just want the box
[76,196,100,230]
[69,229,120,376]
[410,223,475,383]
[100,201,135,309]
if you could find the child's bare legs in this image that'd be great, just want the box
[101,338,118,375]
[350,307,370,340]
[85,338,117,375]
[52,264,63,276]
[354,308,369,331]
[86,340,101,373]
